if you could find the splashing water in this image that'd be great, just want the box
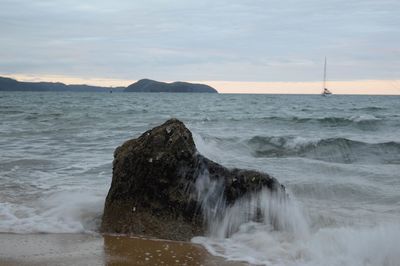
[191,156,309,237]
[191,170,400,266]
[191,120,400,265]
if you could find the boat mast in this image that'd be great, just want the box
[323,56,327,90]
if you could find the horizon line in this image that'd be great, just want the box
[2,73,400,95]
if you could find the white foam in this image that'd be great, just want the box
[192,132,248,164]
[206,189,310,239]
[189,150,400,265]
[193,223,400,266]
[350,114,380,122]
[0,190,105,233]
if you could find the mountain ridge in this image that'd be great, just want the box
[125,79,218,93]
[0,76,218,93]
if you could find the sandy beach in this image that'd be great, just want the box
[0,233,247,266]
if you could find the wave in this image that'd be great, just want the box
[248,136,400,164]
[193,223,400,266]
[194,114,384,127]
[263,114,382,125]
[0,190,105,234]
[349,106,387,111]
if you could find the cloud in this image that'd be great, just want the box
[0,0,399,86]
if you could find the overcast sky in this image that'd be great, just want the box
[0,0,399,88]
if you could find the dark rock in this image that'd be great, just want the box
[101,119,284,241]
[124,79,218,93]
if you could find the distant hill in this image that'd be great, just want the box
[125,79,218,93]
[0,76,123,92]
[0,76,218,93]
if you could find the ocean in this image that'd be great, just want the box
[1,92,400,265]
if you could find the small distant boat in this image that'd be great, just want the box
[322,87,332,95]
[321,57,332,96]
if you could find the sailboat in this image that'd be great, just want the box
[321,57,332,96]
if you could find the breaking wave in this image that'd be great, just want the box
[193,223,400,266]
[192,162,308,239]
[248,136,400,164]
[0,190,104,234]
[261,114,382,126]
[196,114,384,128]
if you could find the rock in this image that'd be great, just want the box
[101,119,284,241]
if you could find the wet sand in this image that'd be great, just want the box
[0,233,247,266]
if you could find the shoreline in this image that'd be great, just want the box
[0,233,247,266]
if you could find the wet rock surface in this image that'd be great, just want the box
[101,119,284,241]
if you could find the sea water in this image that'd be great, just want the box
[1,92,400,265]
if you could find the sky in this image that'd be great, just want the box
[0,0,399,94]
